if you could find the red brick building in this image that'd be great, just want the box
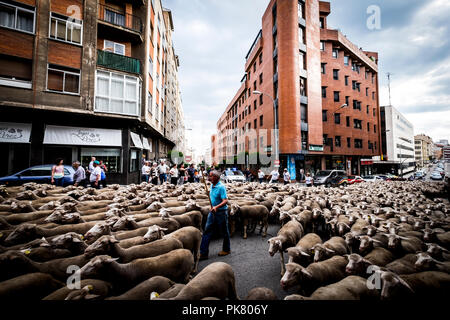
[212,0,381,178]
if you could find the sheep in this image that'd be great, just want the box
[49,232,87,255]
[167,262,238,300]
[76,249,194,292]
[280,256,348,295]
[169,210,203,230]
[153,283,186,299]
[382,233,425,255]
[106,276,175,300]
[84,235,183,263]
[426,243,450,261]
[230,204,269,239]
[268,220,304,276]
[136,217,181,232]
[245,287,277,300]
[385,254,418,275]
[163,226,202,273]
[0,272,64,300]
[414,252,450,272]
[312,237,349,263]
[363,247,395,267]
[286,233,322,266]
[43,279,112,300]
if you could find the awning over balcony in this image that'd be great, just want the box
[130,132,143,149]
[0,122,32,143]
[97,50,140,74]
[43,125,122,147]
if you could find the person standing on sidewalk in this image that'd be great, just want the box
[150,162,158,185]
[141,161,151,182]
[178,163,186,185]
[51,158,65,187]
[269,168,280,184]
[199,170,231,260]
[169,164,179,185]
[157,160,169,184]
[99,160,108,188]
[283,168,291,185]
[258,169,265,183]
[305,173,314,187]
[89,161,102,189]
[72,161,87,187]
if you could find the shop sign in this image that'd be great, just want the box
[43,125,122,147]
[0,122,32,143]
[309,145,324,152]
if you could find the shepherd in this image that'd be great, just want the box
[199,170,231,260]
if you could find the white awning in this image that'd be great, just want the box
[0,122,32,143]
[130,132,143,149]
[142,137,152,151]
[43,125,122,147]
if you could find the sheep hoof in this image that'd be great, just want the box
[243,235,247,239]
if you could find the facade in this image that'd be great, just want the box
[414,134,433,168]
[211,0,381,178]
[379,105,415,176]
[0,0,184,184]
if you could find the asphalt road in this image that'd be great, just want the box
[197,223,298,300]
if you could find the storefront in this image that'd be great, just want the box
[325,156,346,171]
[0,122,32,177]
[360,159,374,176]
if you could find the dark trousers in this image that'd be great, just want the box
[101,179,107,188]
[90,181,100,189]
[200,210,231,256]
[171,177,178,185]
[53,177,64,187]
[259,178,263,183]
[159,174,167,184]
[74,179,87,188]
[142,175,149,183]
[151,177,158,185]
[188,177,194,183]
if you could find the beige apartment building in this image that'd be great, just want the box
[415,134,433,168]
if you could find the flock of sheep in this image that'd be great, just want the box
[0,179,449,300]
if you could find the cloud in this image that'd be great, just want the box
[164,0,450,155]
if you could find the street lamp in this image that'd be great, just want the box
[332,104,348,114]
[253,90,279,167]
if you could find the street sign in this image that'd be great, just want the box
[274,160,280,168]
[185,155,192,162]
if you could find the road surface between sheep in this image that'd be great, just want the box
[197,224,298,299]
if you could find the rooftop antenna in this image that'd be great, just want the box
[387,72,393,106]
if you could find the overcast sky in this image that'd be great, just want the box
[165,0,450,155]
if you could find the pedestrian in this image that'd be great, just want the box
[141,161,151,183]
[178,163,186,185]
[269,168,280,184]
[72,161,87,187]
[88,157,96,175]
[141,154,147,167]
[194,169,200,183]
[187,164,195,183]
[283,168,291,185]
[89,160,102,189]
[244,167,251,182]
[299,169,306,183]
[258,169,265,183]
[169,164,179,185]
[51,158,65,187]
[199,170,231,260]
[157,160,169,184]
[305,173,314,187]
[99,160,108,188]
[151,162,158,185]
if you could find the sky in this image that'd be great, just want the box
[165,0,450,156]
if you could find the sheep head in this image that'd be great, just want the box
[4,224,37,246]
[380,271,414,300]
[50,232,85,251]
[280,262,312,291]
[147,201,164,212]
[267,237,282,256]
[143,225,168,242]
[85,235,119,258]
[185,200,200,212]
[230,203,240,217]
[76,255,119,279]
[84,222,111,244]
[112,216,137,231]
[312,244,335,262]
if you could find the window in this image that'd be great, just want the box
[373,108,376,117]
[345,76,349,86]
[47,64,80,94]
[253,62,256,73]
[254,100,257,110]
[254,119,257,129]
[81,148,121,173]
[344,56,349,66]
[298,0,304,19]
[301,104,307,122]
[355,139,363,149]
[372,92,375,100]
[130,149,138,172]
[333,69,339,80]
[334,91,340,102]
[148,92,153,114]
[95,70,141,117]
[321,63,326,74]
[299,51,306,70]
[248,104,251,115]
[374,125,377,133]
[300,77,306,96]
[323,134,328,145]
[259,94,263,105]
[0,54,32,88]
[322,86,327,98]
[260,115,263,126]
[259,52,263,64]
[367,122,370,132]
[320,41,325,51]
[148,55,153,78]
[345,96,349,106]
[354,119,362,129]
[104,40,125,55]
[335,136,341,147]
[352,81,357,90]
[322,110,327,122]
[49,12,82,45]
[298,26,305,44]
[334,113,341,124]
[239,114,241,122]
[332,48,338,58]
[259,73,263,84]
[253,80,257,91]
[346,116,350,127]
[347,137,351,148]
[366,87,369,96]
[0,1,35,33]
[319,17,324,28]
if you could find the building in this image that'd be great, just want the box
[211,0,381,178]
[0,0,184,184]
[379,105,415,176]
[414,134,433,168]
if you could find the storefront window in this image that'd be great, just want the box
[130,149,139,172]
[81,148,121,173]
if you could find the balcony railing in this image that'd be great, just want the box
[98,3,143,34]
[97,50,141,74]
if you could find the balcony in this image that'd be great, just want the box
[301,122,308,132]
[272,24,277,35]
[300,96,308,105]
[299,69,307,78]
[273,72,278,83]
[273,47,278,58]
[97,4,143,43]
[97,50,141,74]
[299,42,307,53]
[298,17,306,27]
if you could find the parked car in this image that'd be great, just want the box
[329,175,349,187]
[347,175,364,184]
[430,171,444,181]
[377,175,391,181]
[313,170,347,187]
[0,165,75,186]
[362,175,384,182]
[221,169,246,183]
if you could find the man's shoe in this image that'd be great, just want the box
[199,254,209,261]
[218,251,231,257]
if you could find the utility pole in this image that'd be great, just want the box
[387,73,393,106]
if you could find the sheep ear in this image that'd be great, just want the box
[301,269,313,278]
[380,233,389,238]
[397,277,414,293]
[300,250,310,257]
[371,239,382,244]
[85,294,100,300]
[398,236,410,240]
[325,248,335,253]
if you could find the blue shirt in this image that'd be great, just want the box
[210,181,228,211]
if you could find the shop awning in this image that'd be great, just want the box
[130,132,143,149]
[0,122,32,143]
[43,125,122,147]
[142,137,152,151]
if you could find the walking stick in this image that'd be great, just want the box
[200,170,213,210]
